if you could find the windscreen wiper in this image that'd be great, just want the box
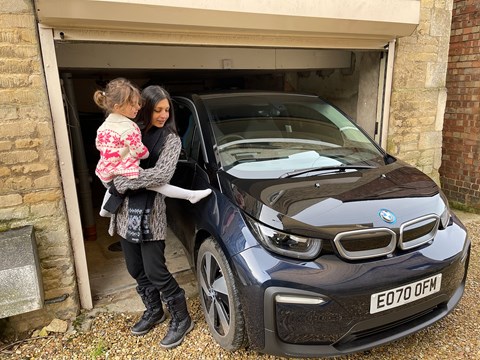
[280,165,376,179]
[223,156,289,171]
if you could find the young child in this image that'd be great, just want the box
[93,78,211,217]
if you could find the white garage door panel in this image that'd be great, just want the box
[35,0,420,49]
[56,43,352,70]
[51,28,397,50]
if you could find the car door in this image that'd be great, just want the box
[166,97,211,258]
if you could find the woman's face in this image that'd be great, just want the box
[151,98,170,128]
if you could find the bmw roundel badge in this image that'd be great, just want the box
[379,209,396,224]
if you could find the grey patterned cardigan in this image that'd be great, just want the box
[108,133,181,241]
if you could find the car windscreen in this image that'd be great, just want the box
[202,94,386,179]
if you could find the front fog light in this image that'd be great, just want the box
[276,294,326,305]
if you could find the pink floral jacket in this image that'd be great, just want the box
[95,113,149,182]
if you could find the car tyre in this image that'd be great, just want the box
[196,237,247,351]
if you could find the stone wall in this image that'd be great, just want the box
[388,0,454,184]
[441,0,480,212]
[0,0,79,333]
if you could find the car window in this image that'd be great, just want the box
[202,94,385,179]
[174,102,194,156]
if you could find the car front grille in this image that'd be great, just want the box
[333,228,396,260]
[333,215,439,260]
[399,215,439,250]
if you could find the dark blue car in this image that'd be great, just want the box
[166,91,470,357]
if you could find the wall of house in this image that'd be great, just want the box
[441,0,480,212]
[0,1,79,332]
[388,0,454,185]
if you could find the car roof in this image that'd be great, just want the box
[174,90,319,100]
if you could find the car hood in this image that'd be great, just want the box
[218,161,442,238]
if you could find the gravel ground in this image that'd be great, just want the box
[1,218,479,360]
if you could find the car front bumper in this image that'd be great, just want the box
[232,221,471,357]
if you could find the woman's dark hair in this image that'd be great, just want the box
[136,85,178,135]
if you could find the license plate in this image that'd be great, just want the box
[370,274,442,314]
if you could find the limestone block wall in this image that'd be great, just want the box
[441,0,480,211]
[0,1,79,332]
[388,0,454,184]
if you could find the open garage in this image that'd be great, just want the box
[34,0,420,307]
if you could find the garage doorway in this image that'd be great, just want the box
[40,33,392,307]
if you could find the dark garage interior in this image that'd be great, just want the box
[55,45,386,297]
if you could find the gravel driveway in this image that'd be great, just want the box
[2,215,479,360]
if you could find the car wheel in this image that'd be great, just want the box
[196,237,247,351]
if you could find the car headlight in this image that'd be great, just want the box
[439,193,452,229]
[246,217,322,260]
[439,205,452,229]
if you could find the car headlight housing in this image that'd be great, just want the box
[439,192,452,229]
[439,204,452,229]
[246,217,322,260]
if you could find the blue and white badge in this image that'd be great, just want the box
[379,209,396,224]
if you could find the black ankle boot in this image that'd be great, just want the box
[160,289,194,349]
[131,286,166,336]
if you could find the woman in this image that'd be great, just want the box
[108,85,194,349]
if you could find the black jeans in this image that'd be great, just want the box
[120,238,180,299]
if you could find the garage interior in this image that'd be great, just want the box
[53,41,387,301]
